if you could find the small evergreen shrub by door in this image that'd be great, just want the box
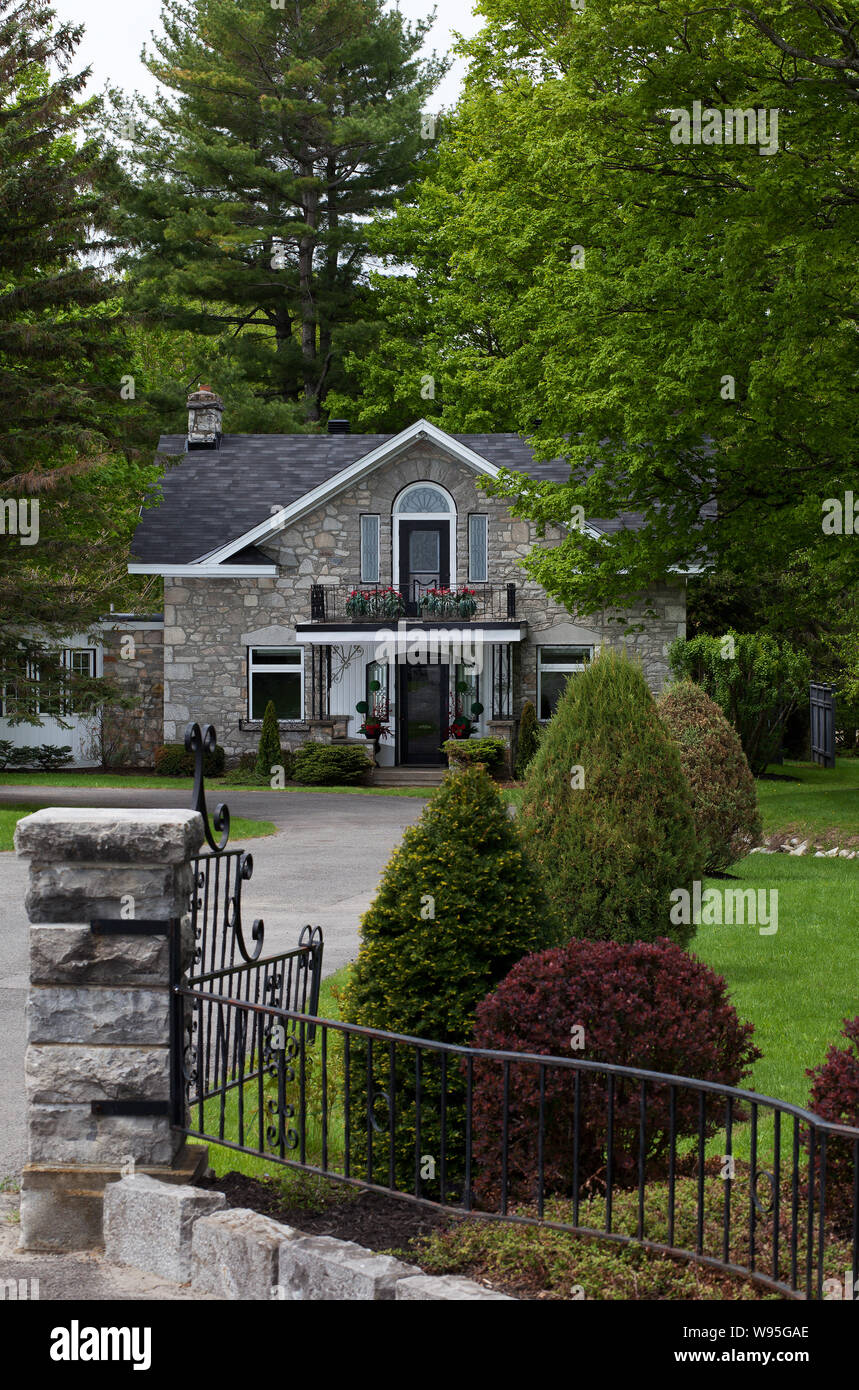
[805,1017,859,1234]
[341,765,555,1196]
[514,701,540,779]
[658,681,762,870]
[470,937,761,1205]
[255,700,283,778]
[518,649,703,946]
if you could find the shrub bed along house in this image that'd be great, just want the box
[255,699,283,777]
[154,741,225,777]
[519,649,703,946]
[469,938,761,1205]
[658,680,762,871]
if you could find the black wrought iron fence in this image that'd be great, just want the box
[170,992,859,1301]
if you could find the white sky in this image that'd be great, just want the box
[49,0,483,109]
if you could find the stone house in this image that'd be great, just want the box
[127,391,690,770]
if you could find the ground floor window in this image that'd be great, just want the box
[248,647,303,720]
[537,645,592,720]
[0,647,97,718]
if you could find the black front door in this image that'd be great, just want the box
[399,663,448,764]
[399,521,450,616]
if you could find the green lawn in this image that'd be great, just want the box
[0,809,277,852]
[756,757,859,841]
[694,855,859,1108]
[0,770,432,797]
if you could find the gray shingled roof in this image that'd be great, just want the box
[130,431,639,565]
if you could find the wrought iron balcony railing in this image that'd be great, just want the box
[309,582,517,623]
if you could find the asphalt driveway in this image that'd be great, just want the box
[0,785,425,1180]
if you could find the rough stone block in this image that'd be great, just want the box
[27,987,169,1045]
[395,1274,515,1301]
[25,1045,169,1104]
[192,1209,301,1300]
[104,1175,226,1282]
[14,808,204,865]
[277,1234,421,1301]
[25,862,192,923]
[29,924,172,986]
[27,1105,178,1166]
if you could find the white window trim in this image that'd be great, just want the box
[537,645,593,722]
[360,513,381,584]
[468,513,488,583]
[247,647,305,722]
[392,481,457,592]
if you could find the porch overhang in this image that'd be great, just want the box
[293,622,527,647]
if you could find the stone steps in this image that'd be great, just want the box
[370,766,446,787]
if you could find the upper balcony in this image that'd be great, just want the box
[308,581,517,624]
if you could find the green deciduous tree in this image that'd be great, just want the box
[337,0,859,617]
[668,632,811,775]
[117,0,443,422]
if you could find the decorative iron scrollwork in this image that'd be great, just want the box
[226,851,265,962]
[186,721,230,853]
[750,1167,777,1218]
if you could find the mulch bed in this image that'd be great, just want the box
[196,1170,448,1253]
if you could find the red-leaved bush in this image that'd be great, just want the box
[470,938,761,1205]
[806,1017,859,1234]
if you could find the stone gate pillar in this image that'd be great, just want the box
[14,807,208,1251]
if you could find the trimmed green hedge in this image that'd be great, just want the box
[291,742,370,786]
[442,736,507,775]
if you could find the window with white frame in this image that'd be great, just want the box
[456,661,480,724]
[248,647,304,721]
[468,514,488,582]
[360,514,380,583]
[537,646,592,721]
[0,648,96,718]
[366,659,389,719]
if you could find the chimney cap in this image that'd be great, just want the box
[327,418,350,435]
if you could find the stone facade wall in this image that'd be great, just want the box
[101,624,165,768]
[14,808,205,1251]
[161,442,686,759]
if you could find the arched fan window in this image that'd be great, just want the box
[394,484,452,514]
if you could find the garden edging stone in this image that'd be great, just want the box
[106,1176,516,1299]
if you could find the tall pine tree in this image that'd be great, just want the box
[0,0,158,722]
[118,0,444,422]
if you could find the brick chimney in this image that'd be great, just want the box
[186,385,223,449]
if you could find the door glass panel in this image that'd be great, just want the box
[409,530,440,572]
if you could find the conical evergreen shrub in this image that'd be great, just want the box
[341,764,554,1194]
[514,700,540,779]
[658,681,762,871]
[519,649,703,946]
[255,700,283,778]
